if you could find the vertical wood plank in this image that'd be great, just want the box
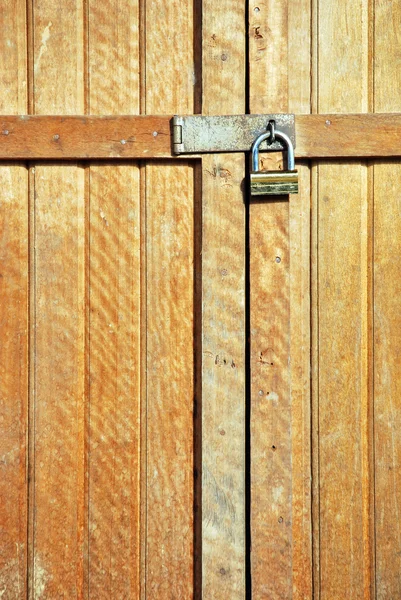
[315,0,373,597]
[289,163,312,600]
[0,165,28,600]
[288,5,312,599]
[87,2,141,597]
[202,2,246,598]
[374,2,401,597]
[249,0,288,111]
[317,162,368,598]
[311,162,320,599]
[0,2,28,598]
[373,162,401,599]
[249,189,291,600]
[87,163,141,598]
[311,4,320,596]
[31,1,86,597]
[249,4,291,598]
[144,2,195,598]
[249,0,312,597]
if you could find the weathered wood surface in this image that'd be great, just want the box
[3,113,401,159]
[374,2,401,597]
[249,0,312,597]
[374,161,401,599]
[288,3,313,598]
[201,0,246,598]
[312,0,373,598]
[144,1,195,599]
[0,115,172,158]
[0,1,196,598]
[0,2,28,599]
[87,1,141,597]
[30,1,87,597]
[3,1,401,599]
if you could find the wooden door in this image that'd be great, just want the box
[1,1,401,599]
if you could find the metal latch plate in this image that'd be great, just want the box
[172,114,295,154]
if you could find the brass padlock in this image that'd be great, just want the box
[250,128,298,196]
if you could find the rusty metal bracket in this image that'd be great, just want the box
[172,114,296,154]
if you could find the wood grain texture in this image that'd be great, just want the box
[0,165,28,600]
[201,153,246,599]
[249,197,291,600]
[88,164,140,598]
[0,115,172,159]
[145,162,194,599]
[249,0,288,113]
[295,114,401,158]
[249,1,292,597]
[249,2,313,597]
[3,113,401,159]
[87,4,141,597]
[202,1,246,598]
[0,2,27,115]
[317,162,369,599]
[5,3,401,599]
[144,1,195,598]
[314,0,373,598]
[288,3,313,598]
[290,162,312,600]
[0,2,28,598]
[374,1,401,597]
[373,163,401,600]
[311,162,320,600]
[30,1,86,597]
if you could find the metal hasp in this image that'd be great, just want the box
[172,114,296,154]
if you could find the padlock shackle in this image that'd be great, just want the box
[251,130,295,172]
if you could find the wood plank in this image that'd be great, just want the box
[311,3,320,595]
[374,1,401,596]
[249,196,291,600]
[145,162,194,599]
[30,1,86,597]
[315,0,373,597]
[3,113,401,159]
[288,0,313,600]
[288,3,313,599]
[373,162,401,599]
[201,1,246,597]
[290,163,312,600]
[311,162,320,599]
[0,166,28,600]
[0,2,28,598]
[0,115,172,159]
[317,162,369,599]
[87,3,141,597]
[143,1,195,598]
[88,164,141,598]
[250,0,313,596]
[249,0,293,596]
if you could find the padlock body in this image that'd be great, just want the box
[250,170,298,196]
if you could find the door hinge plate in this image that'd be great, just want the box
[172,114,295,154]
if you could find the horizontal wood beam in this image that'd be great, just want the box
[296,113,401,159]
[0,113,400,159]
[0,115,173,159]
